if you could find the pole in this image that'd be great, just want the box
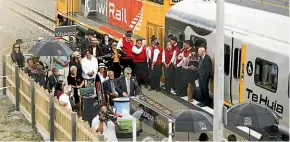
[168,120,173,142]
[15,65,20,111]
[213,0,225,141]
[71,112,77,141]
[2,55,6,95]
[49,94,55,141]
[30,79,36,129]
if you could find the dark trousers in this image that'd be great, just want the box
[111,62,121,78]
[121,58,135,76]
[164,64,174,91]
[135,62,149,86]
[73,88,80,104]
[199,76,210,105]
[151,65,162,90]
[175,67,183,95]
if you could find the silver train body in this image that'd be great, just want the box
[165,0,289,137]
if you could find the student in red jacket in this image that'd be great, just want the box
[150,41,163,91]
[132,39,149,87]
[162,41,176,94]
[116,31,135,76]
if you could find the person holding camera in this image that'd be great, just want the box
[92,105,120,142]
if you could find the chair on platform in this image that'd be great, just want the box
[80,88,98,126]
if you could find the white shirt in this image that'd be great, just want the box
[125,77,131,95]
[132,45,149,62]
[162,49,176,64]
[92,47,97,57]
[59,94,72,110]
[152,49,160,63]
[116,38,123,50]
[81,57,99,79]
[146,46,152,62]
[132,45,143,54]
[98,72,109,83]
[92,115,118,142]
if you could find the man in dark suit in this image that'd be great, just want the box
[116,67,140,97]
[102,71,119,106]
[194,46,212,107]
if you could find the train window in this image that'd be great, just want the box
[147,0,164,5]
[233,48,241,79]
[224,44,230,76]
[254,58,278,93]
[168,27,184,39]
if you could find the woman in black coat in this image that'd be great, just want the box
[10,43,25,68]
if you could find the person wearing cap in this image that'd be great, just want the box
[95,63,109,84]
[198,133,209,141]
[116,30,135,76]
[69,51,82,77]
[81,49,99,88]
[80,30,95,53]
[95,63,109,102]
[87,38,104,61]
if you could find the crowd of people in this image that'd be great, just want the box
[10,29,213,110]
[10,29,214,141]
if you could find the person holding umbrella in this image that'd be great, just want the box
[227,102,280,141]
[81,49,99,88]
[171,109,213,141]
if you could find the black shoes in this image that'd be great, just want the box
[197,102,207,107]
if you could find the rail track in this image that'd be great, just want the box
[0,0,55,34]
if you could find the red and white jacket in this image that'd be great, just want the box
[132,45,148,63]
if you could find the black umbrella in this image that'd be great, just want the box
[28,39,73,56]
[227,102,280,140]
[171,109,213,141]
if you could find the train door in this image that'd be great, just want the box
[146,25,154,45]
[224,36,233,103]
[230,38,242,104]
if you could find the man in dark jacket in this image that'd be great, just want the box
[80,30,94,54]
[116,67,140,97]
[195,46,212,107]
[47,68,60,92]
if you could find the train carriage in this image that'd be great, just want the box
[165,0,289,137]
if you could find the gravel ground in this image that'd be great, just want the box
[0,0,54,140]
[17,0,55,20]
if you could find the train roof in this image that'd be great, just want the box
[166,0,289,44]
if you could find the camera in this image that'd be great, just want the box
[103,107,117,122]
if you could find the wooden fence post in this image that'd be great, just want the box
[49,94,54,141]
[30,79,35,129]
[15,65,20,111]
[2,55,6,95]
[71,112,77,141]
